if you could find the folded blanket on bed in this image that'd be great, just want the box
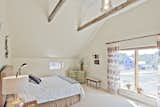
[58,75,78,84]
[29,75,42,84]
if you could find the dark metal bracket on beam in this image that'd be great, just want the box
[48,0,65,22]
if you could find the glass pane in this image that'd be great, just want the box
[104,0,110,10]
[49,62,61,70]
[138,48,159,96]
[110,0,127,8]
[119,50,135,90]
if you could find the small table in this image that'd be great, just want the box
[86,77,101,88]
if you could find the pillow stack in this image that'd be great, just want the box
[29,74,42,84]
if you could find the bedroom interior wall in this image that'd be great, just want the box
[79,0,160,90]
[11,57,76,77]
[6,0,104,58]
[0,0,11,70]
[6,0,105,75]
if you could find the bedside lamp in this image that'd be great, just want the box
[16,63,28,78]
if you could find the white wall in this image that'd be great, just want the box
[0,0,11,70]
[6,0,103,58]
[11,57,76,77]
[80,0,160,90]
[5,0,106,76]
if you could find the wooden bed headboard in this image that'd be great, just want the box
[0,65,13,107]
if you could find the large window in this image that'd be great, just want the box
[138,48,159,96]
[102,0,128,11]
[119,50,135,90]
[103,0,110,10]
[119,48,160,97]
[49,62,62,70]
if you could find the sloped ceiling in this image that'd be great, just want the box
[6,0,103,58]
[80,0,160,58]
[6,0,153,58]
[94,0,160,42]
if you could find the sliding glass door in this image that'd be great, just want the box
[138,48,159,96]
[119,47,160,97]
[119,50,135,90]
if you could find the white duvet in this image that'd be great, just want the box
[17,76,85,104]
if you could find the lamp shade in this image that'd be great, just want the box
[2,75,28,95]
[20,63,28,68]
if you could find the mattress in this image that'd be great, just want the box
[17,76,85,104]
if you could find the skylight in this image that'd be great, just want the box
[78,0,141,31]
[103,0,128,11]
[104,0,110,10]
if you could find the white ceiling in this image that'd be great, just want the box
[96,0,160,42]
[83,0,160,55]
[6,0,103,58]
[5,0,157,59]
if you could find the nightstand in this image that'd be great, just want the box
[67,70,86,84]
[5,95,23,107]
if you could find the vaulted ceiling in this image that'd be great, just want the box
[5,0,152,58]
[7,0,105,58]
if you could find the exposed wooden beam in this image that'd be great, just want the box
[48,0,65,22]
[77,0,137,31]
[106,33,160,44]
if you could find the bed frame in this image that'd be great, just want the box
[38,94,80,107]
[23,94,80,107]
[0,65,13,107]
[0,65,81,107]
[23,100,38,107]
[0,73,2,107]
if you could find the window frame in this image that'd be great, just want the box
[119,46,158,96]
[49,61,63,71]
[119,49,135,90]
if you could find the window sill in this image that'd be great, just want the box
[119,88,157,107]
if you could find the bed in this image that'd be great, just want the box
[17,75,85,107]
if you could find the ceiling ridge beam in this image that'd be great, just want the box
[77,0,138,31]
[48,0,65,22]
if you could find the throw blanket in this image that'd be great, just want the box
[17,76,85,104]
